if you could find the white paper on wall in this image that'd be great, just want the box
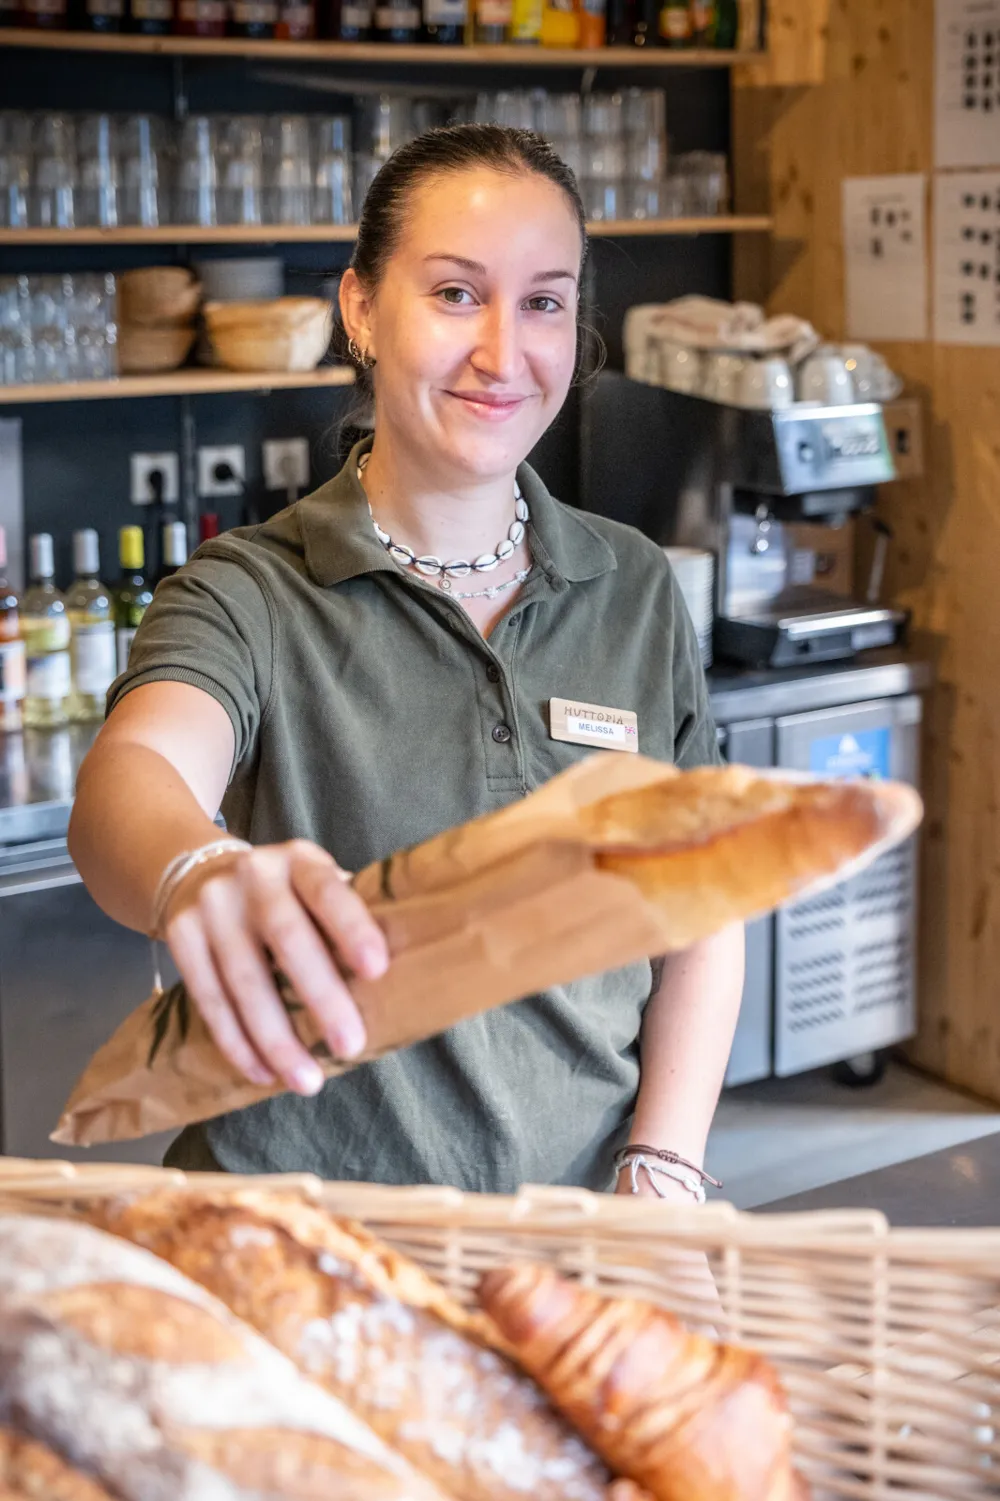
[935,0,1000,169]
[842,175,929,341]
[933,169,1000,343]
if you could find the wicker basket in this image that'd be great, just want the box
[0,1158,996,1501]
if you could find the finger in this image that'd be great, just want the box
[199,884,325,1096]
[242,853,368,1061]
[166,911,275,1088]
[290,843,389,980]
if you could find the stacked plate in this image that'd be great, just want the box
[663,547,715,668]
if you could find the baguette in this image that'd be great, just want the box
[0,1427,115,1501]
[92,1189,611,1501]
[0,1213,454,1501]
[480,1263,808,1501]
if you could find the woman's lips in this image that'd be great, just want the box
[447,391,530,421]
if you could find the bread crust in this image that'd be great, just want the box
[0,1427,115,1501]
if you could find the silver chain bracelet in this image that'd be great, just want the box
[614,1145,722,1204]
[149,838,252,942]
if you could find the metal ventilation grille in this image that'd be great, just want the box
[776,839,917,1074]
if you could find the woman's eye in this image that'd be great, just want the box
[525,295,562,313]
[439,287,473,306]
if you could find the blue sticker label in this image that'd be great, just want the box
[808,726,892,780]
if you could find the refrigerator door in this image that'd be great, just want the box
[719,717,775,1088]
[773,695,922,1076]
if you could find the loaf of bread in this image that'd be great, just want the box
[0,1213,455,1501]
[588,765,921,949]
[480,1263,808,1501]
[0,1427,116,1501]
[91,1189,611,1501]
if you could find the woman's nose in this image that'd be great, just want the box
[472,306,520,384]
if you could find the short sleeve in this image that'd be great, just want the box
[106,547,274,772]
[668,569,724,771]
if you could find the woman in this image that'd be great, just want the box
[69,125,744,1201]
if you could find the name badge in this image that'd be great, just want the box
[549,697,639,754]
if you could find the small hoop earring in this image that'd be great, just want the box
[347,337,375,369]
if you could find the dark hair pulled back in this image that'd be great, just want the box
[351,122,589,293]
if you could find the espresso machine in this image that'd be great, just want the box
[579,372,907,668]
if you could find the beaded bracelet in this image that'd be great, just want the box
[148,838,252,941]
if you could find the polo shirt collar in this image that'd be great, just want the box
[298,437,617,589]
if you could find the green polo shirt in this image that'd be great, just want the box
[109,439,722,1191]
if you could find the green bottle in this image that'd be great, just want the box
[113,525,153,674]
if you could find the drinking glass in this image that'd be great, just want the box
[217,115,264,227]
[28,114,76,230]
[582,134,625,222]
[356,95,414,159]
[76,113,119,229]
[264,115,311,226]
[174,115,217,226]
[0,277,26,386]
[532,89,581,141]
[119,113,168,228]
[582,91,624,140]
[68,272,118,381]
[312,116,353,226]
[677,151,729,216]
[0,113,31,230]
[27,276,68,384]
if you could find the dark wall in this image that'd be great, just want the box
[0,46,732,585]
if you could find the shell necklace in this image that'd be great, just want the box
[359,452,533,601]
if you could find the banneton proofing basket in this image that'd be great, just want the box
[0,1160,996,1501]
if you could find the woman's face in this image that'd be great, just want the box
[343,167,582,484]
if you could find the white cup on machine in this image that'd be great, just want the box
[656,338,702,394]
[738,356,793,410]
[796,351,856,405]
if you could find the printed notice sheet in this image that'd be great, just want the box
[842,175,929,340]
[935,0,1000,168]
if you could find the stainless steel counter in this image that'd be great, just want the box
[0,651,933,850]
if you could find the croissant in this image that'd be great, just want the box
[479,1264,808,1501]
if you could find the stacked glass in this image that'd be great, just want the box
[0,273,118,386]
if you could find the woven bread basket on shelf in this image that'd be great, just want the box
[0,1157,996,1501]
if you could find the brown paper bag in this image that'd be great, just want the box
[53,754,921,1147]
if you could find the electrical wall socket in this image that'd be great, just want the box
[881,397,924,481]
[263,437,310,491]
[198,444,245,498]
[130,452,179,506]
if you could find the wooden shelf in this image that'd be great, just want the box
[0,364,355,404]
[0,216,772,246]
[0,28,760,66]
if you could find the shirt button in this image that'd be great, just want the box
[492,723,512,744]
[486,663,500,683]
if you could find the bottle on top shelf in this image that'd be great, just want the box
[630,0,657,46]
[65,528,116,724]
[509,0,540,43]
[688,0,713,43]
[320,0,371,38]
[21,534,71,731]
[473,0,511,43]
[112,526,153,676]
[17,0,69,29]
[539,0,576,46]
[173,0,226,33]
[198,512,221,543]
[712,0,736,47]
[72,0,126,33]
[659,0,691,44]
[158,520,190,582]
[422,0,465,44]
[275,0,314,36]
[0,0,19,27]
[0,529,25,735]
[603,0,634,45]
[227,0,277,38]
[577,0,605,47]
[373,0,420,41]
[128,0,174,32]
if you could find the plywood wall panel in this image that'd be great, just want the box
[734,1,1000,1097]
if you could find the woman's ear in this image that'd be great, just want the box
[339,268,376,361]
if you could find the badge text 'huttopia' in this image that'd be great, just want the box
[548,698,639,754]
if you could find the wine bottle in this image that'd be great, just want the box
[158,521,190,582]
[112,526,153,675]
[21,534,71,730]
[228,0,277,38]
[604,0,634,44]
[713,0,735,47]
[74,0,126,33]
[173,0,226,34]
[0,528,24,734]
[18,0,68,29]
[423,0,464,43]
[688,0,713,43]
[65,528,116,724]
[275,0,314,35]
[128,0,174,32]
[373,0,419,41]
[631,0,656,45]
